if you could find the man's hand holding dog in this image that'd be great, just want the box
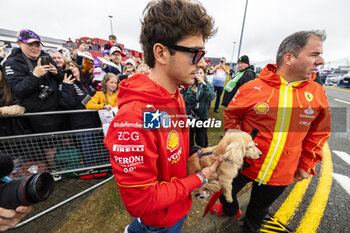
[199,159,222,183]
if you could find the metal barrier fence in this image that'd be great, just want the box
[0,110,111,178]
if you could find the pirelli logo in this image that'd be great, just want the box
[113,145,145,152]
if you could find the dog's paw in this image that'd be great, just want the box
[226,196,233,203]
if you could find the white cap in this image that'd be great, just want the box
[110,46,123,56]
[125,58,136,67]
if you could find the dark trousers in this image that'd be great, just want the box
[127,216,186,233]
[189,120,208,149]
[213,86,224,111]
[219,172,287,233]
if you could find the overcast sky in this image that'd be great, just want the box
[1,0,349,65]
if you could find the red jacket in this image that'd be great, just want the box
[104,74,201,227]
[224,64,331,186]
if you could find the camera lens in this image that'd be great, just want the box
[0,172,54,209]
[26,173,54,203]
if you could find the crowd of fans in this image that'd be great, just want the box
[0,29,151,136]
[0,29,233,139]
[0,29,247,167]
[1,29,245,165]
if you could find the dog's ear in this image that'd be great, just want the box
[223,142,244,162]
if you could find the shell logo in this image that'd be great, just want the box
[167,130,179,152]
[254,102,269,114]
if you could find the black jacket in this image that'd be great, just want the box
[3,48,63,112]
[221,66,256,107]
[3,48,65,133]
[59,76,100,130]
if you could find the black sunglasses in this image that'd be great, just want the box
[166,44,206,64]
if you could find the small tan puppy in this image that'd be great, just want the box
[187,130,262,203]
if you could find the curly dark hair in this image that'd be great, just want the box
[140,0,217,68]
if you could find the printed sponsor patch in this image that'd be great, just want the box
[167,130,179,152]
[114,155,144,173]
[300,106,315,119]
[168,147,182,164]
[254,102,269,114]
[299,121,311,126]
[113,122,142,128]
[113,144,144,152]
[117,131,139,141]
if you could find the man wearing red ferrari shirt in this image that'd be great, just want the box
[104,0,219,232]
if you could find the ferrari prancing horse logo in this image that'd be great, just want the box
[304,91,313,102]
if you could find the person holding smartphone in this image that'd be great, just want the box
[185,67,215,149]
[211,57,229,113]
[3,29,64,133]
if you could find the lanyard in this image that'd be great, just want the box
[104,92,109,105]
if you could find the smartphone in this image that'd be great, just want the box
[63,69,73,77]
[4,41,11,48]
[41,56,50,66]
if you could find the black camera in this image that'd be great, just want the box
[63,69,73,77]
[38,85,53,100]
[40,56,50,66]
[0,156,54,209]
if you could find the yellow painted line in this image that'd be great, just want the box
[263,224,285,231]
[324,86,350,93]
[295,142,333,233]
[273,175,312,225]
[260,229,279,233]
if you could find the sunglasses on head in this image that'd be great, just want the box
[166,44,206,64]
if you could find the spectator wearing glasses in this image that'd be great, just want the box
[211,57,229,113]
[104,0,220,232]
[3,29,64,133]
[100,46,125,75]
